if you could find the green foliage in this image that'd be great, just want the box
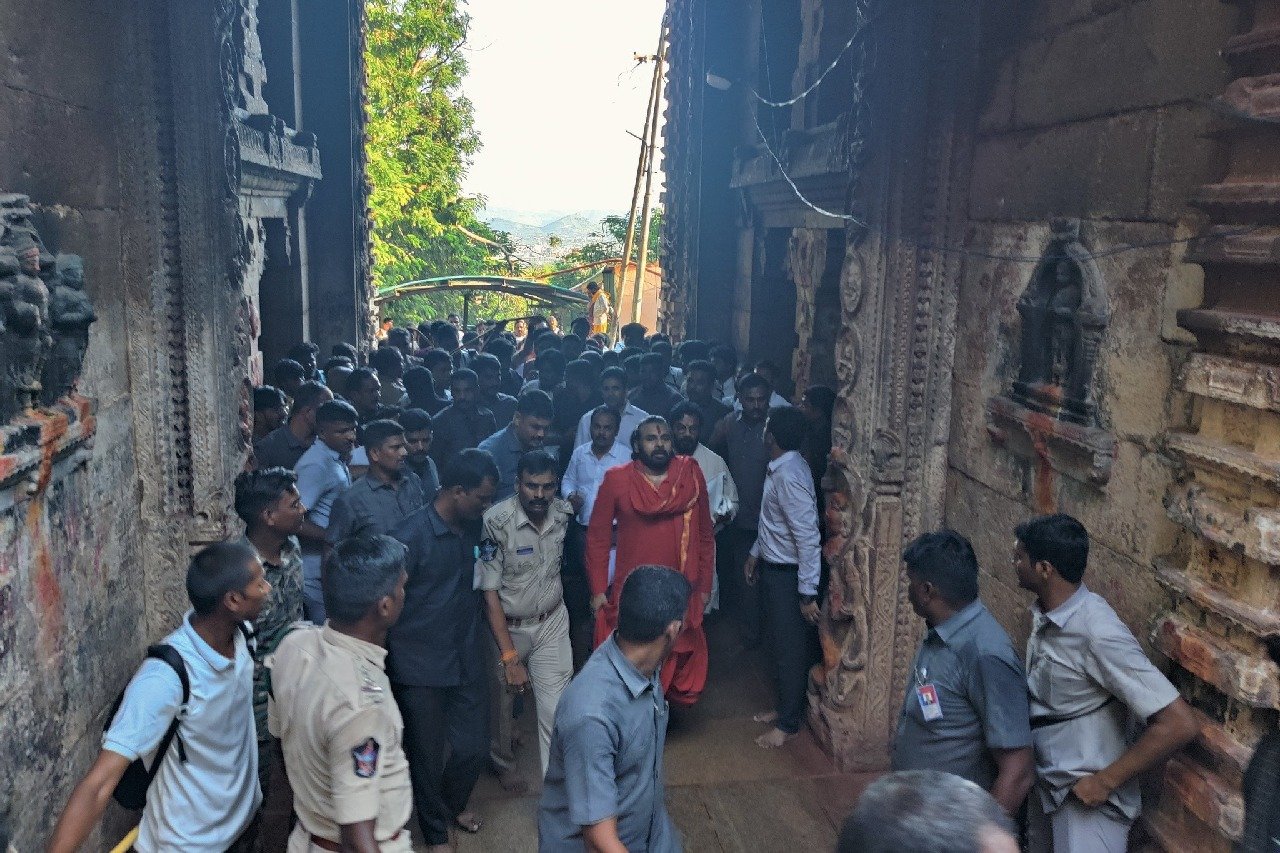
[366,0,515,320]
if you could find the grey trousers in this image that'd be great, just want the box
[1026,791,1132,853]
[488,603,573,776]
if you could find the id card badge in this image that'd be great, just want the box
[472,546,483,591]
[916,683,943,721]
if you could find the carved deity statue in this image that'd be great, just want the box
[41,254,95,405]
[0,193,92,421]
[1047,260,1082,386]
[816,448,873,707]
[1012,220,1109,425]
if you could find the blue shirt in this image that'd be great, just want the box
[103,612,261,852]
[538,635,679,852]
[295,439,351,590]
[891,599,1032,790]
[478,424,559,501]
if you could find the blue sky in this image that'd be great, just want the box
[461,0,667,219]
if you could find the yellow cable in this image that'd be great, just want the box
[108,826,139,853]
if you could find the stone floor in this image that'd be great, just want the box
[411,618,880,852]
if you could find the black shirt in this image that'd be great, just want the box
[428,404,497,469]
[254,424,312,470]
[386,503,485,687]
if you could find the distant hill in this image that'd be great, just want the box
[480,208,618,264]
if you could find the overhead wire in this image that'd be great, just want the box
[740,4,1238,262]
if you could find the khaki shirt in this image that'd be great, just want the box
[1026,584,1180,820]
[478,495,573,620]
[267,625,412,850]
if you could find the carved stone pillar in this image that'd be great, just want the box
[809,0,978,771]
[788,228,828,395]
[1149,2,1280,849]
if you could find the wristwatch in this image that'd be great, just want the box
[799,594,818,606]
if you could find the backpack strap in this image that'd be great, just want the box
[144,644,189,768]
[237,620,257,656]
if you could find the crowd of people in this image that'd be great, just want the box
[43,309,1267,852]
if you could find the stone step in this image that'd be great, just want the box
[1179,352,1280,414]
[1153,615,1280,709]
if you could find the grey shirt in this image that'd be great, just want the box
[483,392,519,427]
[326,470,427,544]
[478,425,559,502]
[716,414,770,530]
[254,424,311,470]
[892,599,1032,791]
[538,635,679,853]
[408,456,440,500]
[1026,584,1181,821]
[295,440,351,591]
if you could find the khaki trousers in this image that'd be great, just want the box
[488,602,573,776]
[1026,791,1132,853]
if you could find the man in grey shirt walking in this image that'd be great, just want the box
[891,529,1035,817]
[539,565,690,853]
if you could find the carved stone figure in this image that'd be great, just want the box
[42,254,96,405]
[817,448,873,708]
[1012,219,1109,425]
[0,194,93,421]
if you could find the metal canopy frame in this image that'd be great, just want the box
[373,276,590,328]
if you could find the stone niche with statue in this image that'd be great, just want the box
[0,193,97,502]
[986,219,1117,487]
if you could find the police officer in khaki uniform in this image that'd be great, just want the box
[479,449,575,778]
[268,535,413,852]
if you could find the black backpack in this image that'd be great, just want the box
[105,644,189,810]
[104,623,255,810]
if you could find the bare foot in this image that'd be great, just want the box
[497,766,529,794]
[454,810,483,833]
[752,710,779,724]
[755,727,797,749]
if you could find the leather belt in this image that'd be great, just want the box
[311,831,401,851]
[1029,696,1117,730]
[506,603,560,628]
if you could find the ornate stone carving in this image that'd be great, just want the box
[42,255,96,406]
[987,220,1116,491]
[1012,219,1109,425]
[0,195,92,423]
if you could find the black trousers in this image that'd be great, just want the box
[721,526,763,645]
[393,676,490,845]
[760,562,811,735]
[563,523,593,669]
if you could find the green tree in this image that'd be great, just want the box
[366,0,491,290]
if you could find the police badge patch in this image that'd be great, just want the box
[352,737,380,778]
[478,538,500,562]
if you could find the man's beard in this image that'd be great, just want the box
[639,447,671,472]
[673,436,697,455]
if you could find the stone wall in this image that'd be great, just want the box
[0,2,151,847]
[0,1,367,848]
[944,1,1242,848]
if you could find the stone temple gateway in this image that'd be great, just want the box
[0,1,370,848]
[661,0,1280,849]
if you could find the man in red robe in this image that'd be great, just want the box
[586,416,715,706]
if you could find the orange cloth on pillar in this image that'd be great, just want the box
[586,457,715,706]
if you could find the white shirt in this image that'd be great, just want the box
[574,403,650,449]
[750,450,821,596]
[690,444,738,532]
[103,612,261,852]
[561,440,632,525]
